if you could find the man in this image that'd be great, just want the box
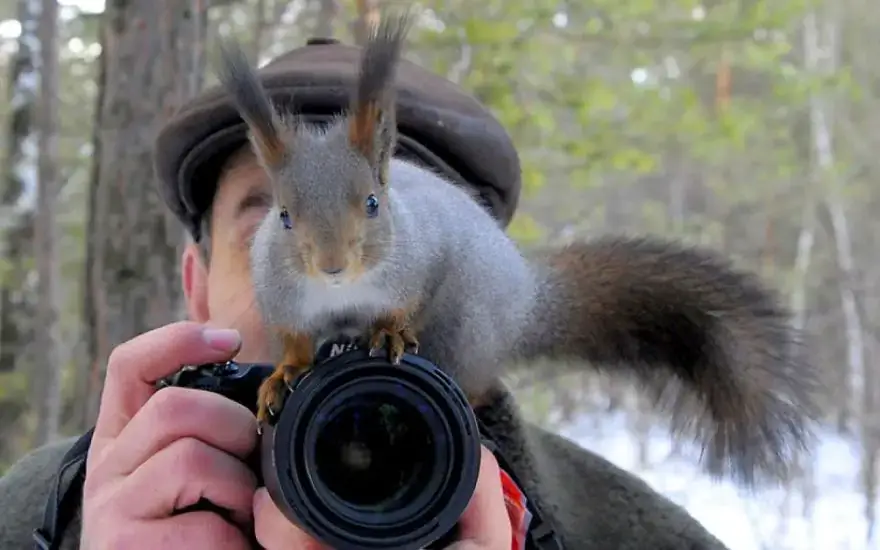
[0,38,730,549]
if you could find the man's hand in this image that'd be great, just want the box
[81,322,259,549]
[253,445,513,550]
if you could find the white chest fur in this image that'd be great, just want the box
[297,269,398,325]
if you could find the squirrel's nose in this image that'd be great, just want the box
[322,266,344,275]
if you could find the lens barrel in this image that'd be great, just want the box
[260,349,481,550]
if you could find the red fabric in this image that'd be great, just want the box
[500,469,533,550]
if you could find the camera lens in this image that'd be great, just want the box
[261,351,481,550]
[314,394,435,510]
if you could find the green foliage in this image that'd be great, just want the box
[0,0,875,467]
[507,213,546,246]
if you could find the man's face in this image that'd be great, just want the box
[181,149,274,363]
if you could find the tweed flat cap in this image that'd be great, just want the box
[153,37,522,242]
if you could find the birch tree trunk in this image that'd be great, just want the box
[862,336,878,544]
[0,0,41,374]
[813,22,873,537]
[80,0,210,426]
[804,6,873,540]
[31,0,62,447]
[811,8,864,438]
[824,171,873,542]
[788,12,824,524]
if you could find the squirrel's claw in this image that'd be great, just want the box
[256,363,306,424]
[256,331,314,425]
[369,325,419,364]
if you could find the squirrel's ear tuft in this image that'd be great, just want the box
[348,12,410,185]
[247,126,287,170]
[216,39,288,169]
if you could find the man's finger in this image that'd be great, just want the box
[455,445,512,548]
[253,488,328,550]
[92,387,258,480]
[91,322,242,455]
[117,436,257,527]
[102,512,250,550]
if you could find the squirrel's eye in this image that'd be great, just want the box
[365,194,379,218]
[279,207,292,230]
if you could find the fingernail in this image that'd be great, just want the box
[203,328,242,352]
[253,487,269,511]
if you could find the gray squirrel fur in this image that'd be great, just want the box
[215,12,821,491]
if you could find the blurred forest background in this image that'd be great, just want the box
[0,0,878,548]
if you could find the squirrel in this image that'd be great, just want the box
[215,13,821,487]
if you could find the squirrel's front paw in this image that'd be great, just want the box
[368,313,419,364]
[256,331,314,427]
[256,364,306,425]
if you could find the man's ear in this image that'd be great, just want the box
[181,242,210,323]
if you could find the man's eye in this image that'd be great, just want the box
[233,191,272,246]
[238,191,270,213]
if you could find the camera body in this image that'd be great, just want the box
[158,337,481,550]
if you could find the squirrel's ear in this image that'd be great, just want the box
[348,91,397,187]
[216,39,289,170]
[374,102,397,187]
[348,13,409,186]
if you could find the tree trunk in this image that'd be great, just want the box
[352,0,379,46]
[0,0,41,374]
[804,7,873,540]
[31,0,62,447]
[75,14,107,432]
[80,0,210,427]
[862,337,878,544]
[250,0,268,61]
[315,0,338,39]
[796,9,825,529]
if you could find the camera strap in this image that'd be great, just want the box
[477,421,564,550]
[32,427,94,550]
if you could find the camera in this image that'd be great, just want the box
[157,336,482,550]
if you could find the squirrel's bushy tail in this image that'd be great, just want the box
[515,235,822,487]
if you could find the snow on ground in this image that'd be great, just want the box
[556,410,876,550]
